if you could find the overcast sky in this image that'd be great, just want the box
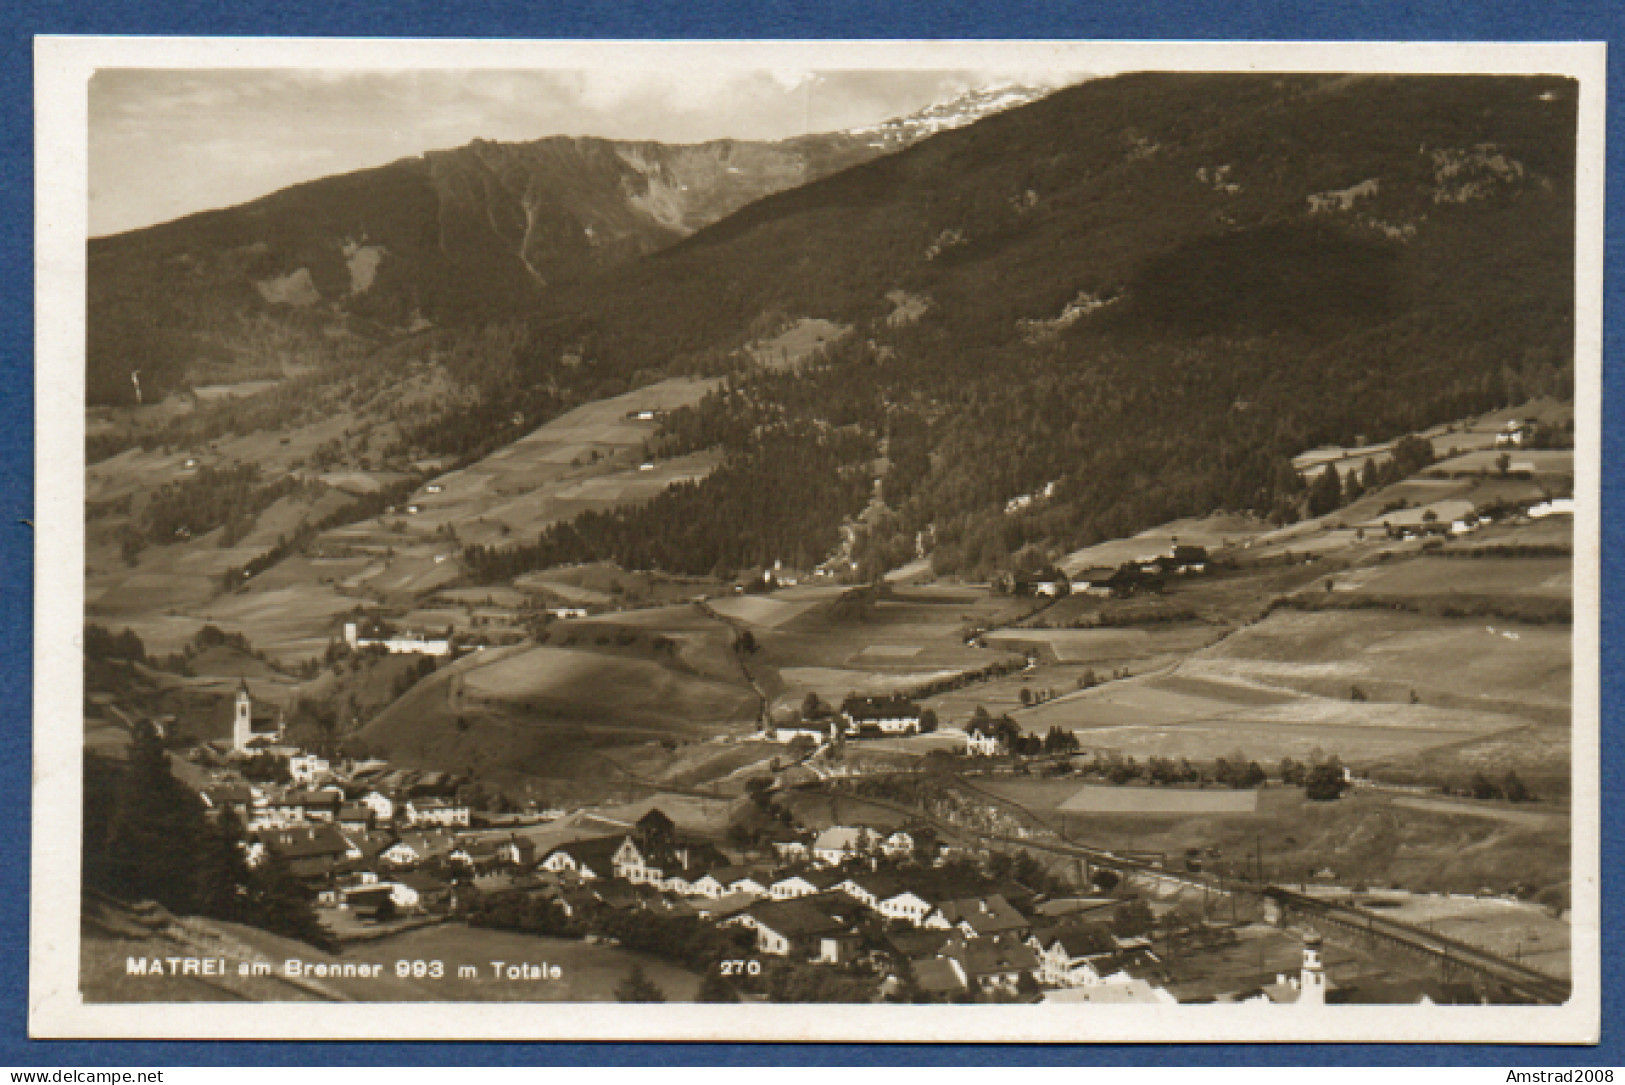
[88,67,1082,237]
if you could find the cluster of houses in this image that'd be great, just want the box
[770,695,934,744]
[1007,543,1212,601]
[1064,544,1210,599]
[531,815,1183,1002]
[1493,418,1539,448]
[342,620,451,657]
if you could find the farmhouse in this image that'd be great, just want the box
[1494,419,1537,448]
[876,889,938,927]
[537,836,624,881]
[287,754,330,787]
[405,798,471,828]
[359,790,396,823]
[253,824,352,880]
[1070,567,1118,597]
[1170,544,1210,574]
[931,895,1031,939]
[964,728,1003,757]
[940,933,1039,997]
[771,721,835,744]
[839,695,923,736]
[834,873,906,911]
[342,622,451,657]
[731,897,859,963]
[910,956,971,999]
[1527,497,1575,519]
[263,789,344,826]
[811,826,881,866]
[379,830,459,868]
[1028,924,1117,986]
[769,869,844,900]
[689,865,769,900]
[199,784,256,822]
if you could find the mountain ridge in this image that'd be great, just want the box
[87,83,1060,405]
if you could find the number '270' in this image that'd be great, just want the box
[719,959,761,976]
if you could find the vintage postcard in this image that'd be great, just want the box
[31,37,1603,1042]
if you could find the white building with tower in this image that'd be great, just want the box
[1249,931,1328,1006]
[230,679,283,753]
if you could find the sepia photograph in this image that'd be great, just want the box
[31,38,1603,1043]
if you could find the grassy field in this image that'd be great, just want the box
[1058,514,1270,575]
[358,638,759,796]
[1196,609,1570,709]
[87,378,725,671]
[742,317,849,372]
[1356,893,1569,977]
[984,625,1223,664]
[749,586,1029,712]
[1330,556,1571,599]
[397,377,721,550]
[1429,449,1575,478]
[1052,787,1569,898]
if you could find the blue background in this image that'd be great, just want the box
[1,0,1619,1066]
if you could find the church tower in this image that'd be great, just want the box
[232,679,254,753]
[1299,931,1327,1006]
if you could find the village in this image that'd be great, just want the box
[81,369,1577,1009]
[146,654,1565,1008]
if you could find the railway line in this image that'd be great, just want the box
[793,775,1571,1005]
[1266,886,1571,1004]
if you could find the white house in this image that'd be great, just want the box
[726,873,770,898]
[839,696,923,736]
[686,873,728,899]
[343,622,451,657]
[964,729,1003,757]
[769,874,823,900]
[811,826,879,866]
[612,838,664,885]
[771,722,833,744]
[876,890,938,927]
[880,831,915,859]
[406,798,471,828]
[1528,498,1575,519]
[771,839,811,863]
[380,841,421,867]
[1029,930,1113,987]
[288,754,331,787]
[360,791,396,823]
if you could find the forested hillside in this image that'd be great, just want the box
[460,73,1575,580]
[86,134,890,405]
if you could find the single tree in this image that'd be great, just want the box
[614,963,668,1003]
[696,971,742,1003]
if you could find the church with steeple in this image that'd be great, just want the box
[230,679,283,753]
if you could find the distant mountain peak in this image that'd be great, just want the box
[844,83,1058,147]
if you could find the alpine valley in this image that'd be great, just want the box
[83,72,1579,1007]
